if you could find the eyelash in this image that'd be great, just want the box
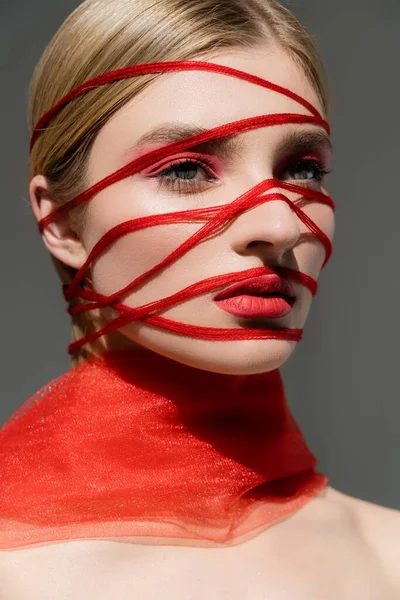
[150,157,217,195]
[150,156,331,195]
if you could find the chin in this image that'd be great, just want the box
[119,325,298,375]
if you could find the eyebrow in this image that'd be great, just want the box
[130,122,332,159]
[131,123,242,158]
[276,128,332,156]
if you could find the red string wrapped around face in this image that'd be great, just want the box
[0,61,334,550]
[33,60,335,355]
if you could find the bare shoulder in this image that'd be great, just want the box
[325,486,400,590]
[0,486,398,600]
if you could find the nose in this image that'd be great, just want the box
[229,192,301,261]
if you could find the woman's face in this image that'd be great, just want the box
[47,43,335,374]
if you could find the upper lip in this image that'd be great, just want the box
[213,274,297,303]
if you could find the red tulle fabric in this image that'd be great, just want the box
[0,349,327,550]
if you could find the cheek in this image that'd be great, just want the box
[296,202,335,278]
[89,219,200,302]
[83,177,194,244]
[81,178,206,301]
[299,195,335,237]
[90,227,179,297]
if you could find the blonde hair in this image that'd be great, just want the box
[28,0,330,368]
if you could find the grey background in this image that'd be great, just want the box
[1,1,399,509]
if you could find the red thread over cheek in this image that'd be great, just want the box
[31,60,335,356]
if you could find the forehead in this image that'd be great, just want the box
[93,44,323,159]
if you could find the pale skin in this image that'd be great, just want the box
[1,43,398,598]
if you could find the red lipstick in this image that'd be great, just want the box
[213,274,296,319]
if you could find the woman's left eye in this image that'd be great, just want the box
[283,159,331,184]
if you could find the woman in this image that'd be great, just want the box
[0,0,399,596]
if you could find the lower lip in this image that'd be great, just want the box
[214,294,294,318]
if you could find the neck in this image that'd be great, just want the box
[0,346,327,549]
[99,347,309,480]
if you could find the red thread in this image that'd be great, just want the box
[32,60,335,356]
[37,114,328,234]
[30,60,329,151]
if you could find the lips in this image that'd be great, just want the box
[213,274,296,304]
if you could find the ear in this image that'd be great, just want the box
[29,175,88,270]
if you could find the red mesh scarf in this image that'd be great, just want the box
[0,60,334,549]
[0,349,327,550]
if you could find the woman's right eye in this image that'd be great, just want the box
[150,159,218,194]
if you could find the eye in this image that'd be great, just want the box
[282,158,331,186]
[162,161,208,181]
[150,158,218,194]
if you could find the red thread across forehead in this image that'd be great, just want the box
[32,60,335,356]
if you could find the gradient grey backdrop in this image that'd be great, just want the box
[1,0,399,509]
